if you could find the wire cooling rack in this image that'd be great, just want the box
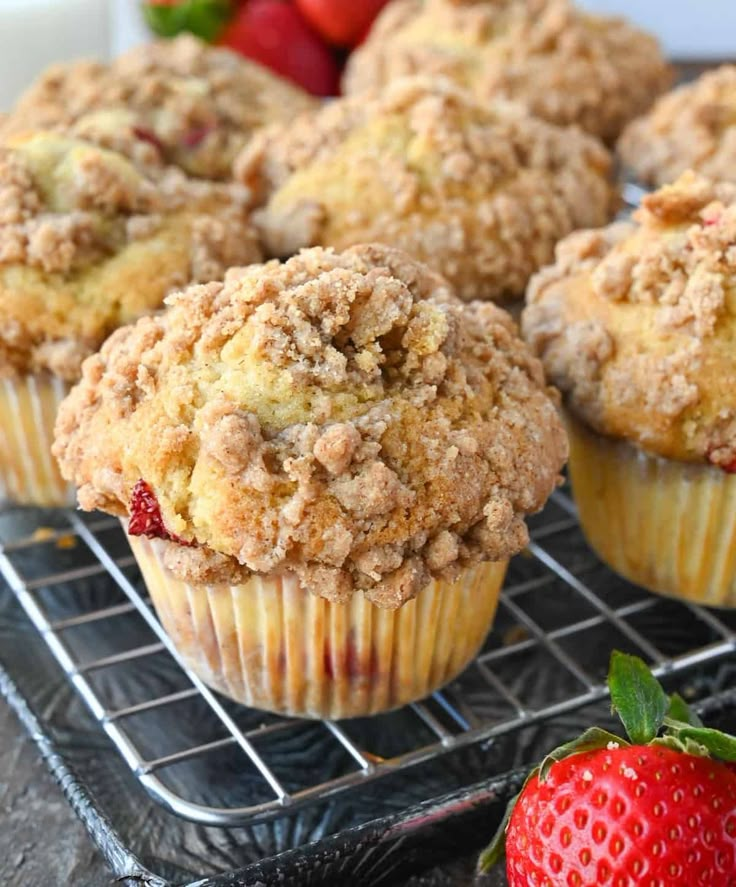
[1,487,734,831]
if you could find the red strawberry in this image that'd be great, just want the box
[506,745,736,885]
[128,479,193,546]
[219,0,340,96]
[479,651,736,885]
[295,0,390,48]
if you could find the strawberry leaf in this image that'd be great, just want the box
[652,733,690,754]
[539,727,629,782]
[608,651,668,744]
[143,0,233,41]
[476,791,519,873]
[668,692,704,727]
[477,763,545,873]
[663,718,736,762]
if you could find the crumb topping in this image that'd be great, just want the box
[2,35,316,180]
[0,131,261,380]
[619,65,736,188]
[522,172,736,467]
[235,76,614,301]
[343,0,672,143]
[54,244,567,607]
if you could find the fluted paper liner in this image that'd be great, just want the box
[568,417,736,608]
[127,533,506,718]
[0,374,74,507]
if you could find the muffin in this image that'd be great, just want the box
[235,76,615,302]
[0,130,260,506]
[343,0,672,144]
[522,172,736,607]
[54,244,567,717]
[2,35,316,180]
[619,66,736,188]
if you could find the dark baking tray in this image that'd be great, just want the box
[0,491,735,887]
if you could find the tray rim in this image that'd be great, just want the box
[3,630,736,887]
[0,659,166,887]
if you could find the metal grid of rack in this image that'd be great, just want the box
[1,486,734,829]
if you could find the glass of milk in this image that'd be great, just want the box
[0,0,111,112]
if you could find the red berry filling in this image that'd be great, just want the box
[132,126,166,155]
[706,447,736,473]
[181,125,214,148]
[128,479,193,546]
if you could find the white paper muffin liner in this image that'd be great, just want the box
[127,532,507,718]
[0,374,74,507]
[568,416,736,608]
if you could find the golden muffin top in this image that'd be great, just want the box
[2,35,316,180]
[522,173,736,469]
[619,66,736,188]
[235,76,614,302]
[343,0,672,144]
[54,244,567,608]
[0,131,261,381]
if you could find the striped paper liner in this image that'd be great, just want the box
[0,374,74,507]
[568,416,736,608]
[127,532,507,719]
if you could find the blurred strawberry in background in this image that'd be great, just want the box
[220,0,339,95]
[142,0,389,96]
[295,0,390,47]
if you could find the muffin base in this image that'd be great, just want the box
[568,417,736,608]
[0,374,74,507]
[128,533,507,719]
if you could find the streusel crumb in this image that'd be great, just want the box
[235,76,614,302]
[523,172,736,467]
[343,0,672,143]
[0,131,261,380]
[54,244,567,608]
[2,35,316,180]
[619,65,736,188]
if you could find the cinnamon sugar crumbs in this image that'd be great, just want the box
[0,132,261,381]
[343,0,672,143]
[55,244,567,608]
[619,65,736,187]
[2,35,316,180]
[0,137,159,274]
[523,172,736,465]
[235,76,614,302]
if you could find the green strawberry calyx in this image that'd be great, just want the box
[143,0,234,43]
[477,650,736,874]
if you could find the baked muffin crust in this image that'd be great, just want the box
[343,0,672,143]
[235,76,614,302]
[522,172,736,468]
[619,66,736,188]
[54,244,567,608]
[2,35,316,180]
[0,131,261,381]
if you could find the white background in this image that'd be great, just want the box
[1,1,735,111]
[0,0,147,110]
[579,1,736,59]
[107,2,736,60]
